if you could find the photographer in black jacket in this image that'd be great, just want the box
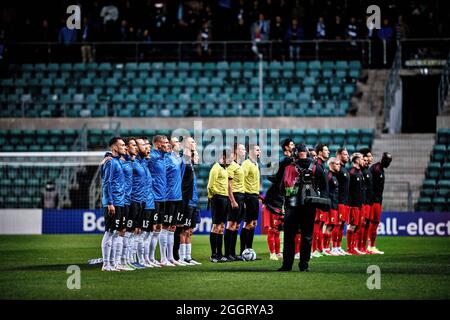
[278,144,329,272]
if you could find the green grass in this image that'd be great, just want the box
[0,235,449,300]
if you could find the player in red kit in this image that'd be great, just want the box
[359,148,374,254]
[347,153,364,255]
[367,152,392,254]
[312,144,329,258]
[333,148,351,255]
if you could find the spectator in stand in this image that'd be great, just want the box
[252,13,270,42]
[395,15,409,39]
[378,18,393,42]
[36,19,51,42]
[316,16,326,39]
[270,15,285,61]
[197,20,212,58]
[285,18,304,61]
[233,16,249,41]
[346,16,358,46]
[330,15,345,40]
[80,17,96,63]
[58,22,77,45]
[119,20,130,41]
[100,1,119,40]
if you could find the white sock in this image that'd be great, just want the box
[128,234,135,263]
[186,243,192,260]
[159,230,168,262]
[133,234,139,263]
[110,231,119,266]
[167,231,175,261]
[122,232,131,264]
[115,235,123,266]
[137,232,145,264]
[150,232,159,261]
[144,232,151,262]
[101,231,113,267]
[179,243,186,260]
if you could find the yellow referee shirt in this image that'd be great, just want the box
[242,158,260,195]
[227,161,245,194]
[207,162,229,199]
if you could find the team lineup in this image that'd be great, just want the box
[99,133,392,272]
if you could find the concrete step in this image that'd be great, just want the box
[370,133,435,211]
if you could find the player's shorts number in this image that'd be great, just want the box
[127,220,133,228]
[142,220,149,229]
[177,212,183,221]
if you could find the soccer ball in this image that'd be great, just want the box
[242,248,256,261]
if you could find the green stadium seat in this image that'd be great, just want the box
[432,145,446,162]
[433,197,447,212]
[427,162,441,179]
[416,197,432,211]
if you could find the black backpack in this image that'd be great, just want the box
[291,162,330,210]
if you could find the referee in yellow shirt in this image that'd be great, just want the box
[224,143,247,261]
[207,148,232,263]
[240,144,261,254]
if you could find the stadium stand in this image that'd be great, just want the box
[1,60,360,118]
[417,128,450,212]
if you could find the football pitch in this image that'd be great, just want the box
[0,235,449,300]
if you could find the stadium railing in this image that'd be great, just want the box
[3,40,374,65]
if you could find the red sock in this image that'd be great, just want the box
[346,229,353,251]
[362,223,369,250]
[338,225,345,247]
[318,228,324,252]
[267,229,275,254]
[312,222,320,251]
[323,233,331,250]
[332,228,339,248]
[274,231,280,254]
[295,233,300,254]
[353,229,359,250]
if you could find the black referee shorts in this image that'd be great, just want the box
[227,192,245,223]
[164,200,182,227]
[244,193,260,223]
[211,195,229,225]
[104,206,124,232]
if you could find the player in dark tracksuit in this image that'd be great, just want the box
[312,144,329,256]
[347,153,365,255]
[334,147,351,255]
[324,157,340,255]
[368,152,392,254]
[148,135,169,265]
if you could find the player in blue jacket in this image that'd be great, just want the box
[101,137,127,272]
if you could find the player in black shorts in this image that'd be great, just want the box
[148,135,169,266]
[240,144,261,254]
[100,137,127,272]
[175,136,198,265]
[207,148,232,263]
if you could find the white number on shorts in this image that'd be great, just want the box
[127,220,133,228]
[142,220,149,228]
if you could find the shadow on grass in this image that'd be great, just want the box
[7,263,101,272]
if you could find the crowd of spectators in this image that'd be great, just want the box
[2,0,448,43]
[0,0,448,63]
